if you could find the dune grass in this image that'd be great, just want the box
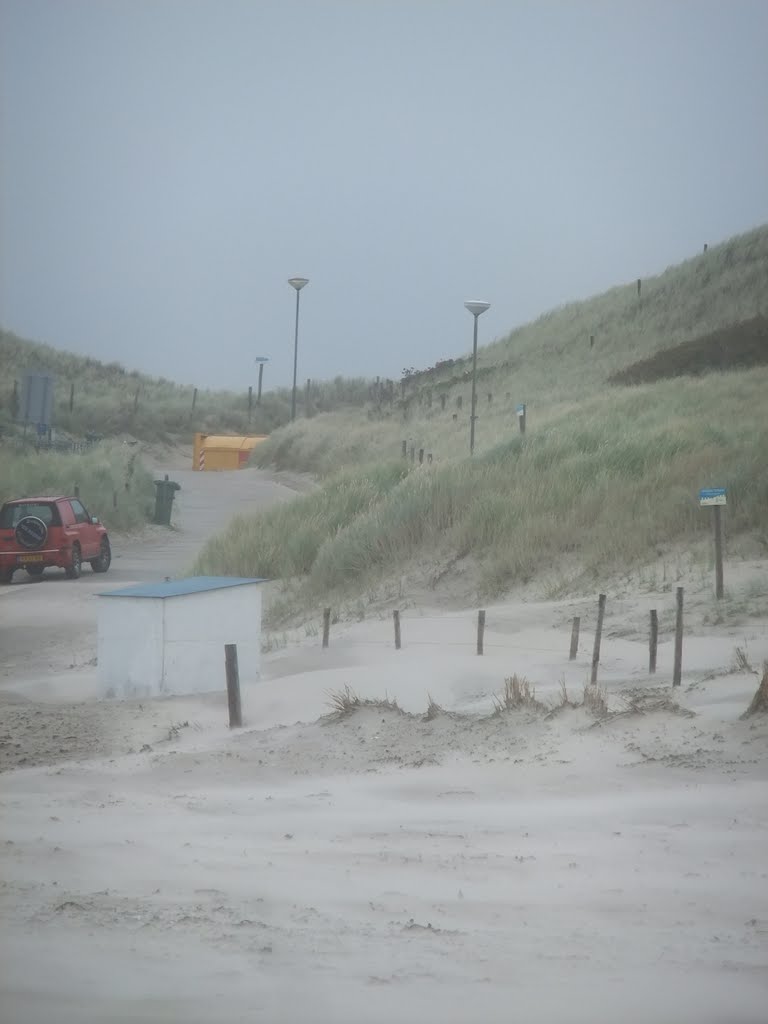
[0,330,373,443]
[194,365,768,611]
[0,443,156,531]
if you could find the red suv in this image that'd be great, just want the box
[0,496,111,583]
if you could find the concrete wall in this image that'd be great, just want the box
[98,597,164,699]
[98,585,262,699]
[162,586,261,696]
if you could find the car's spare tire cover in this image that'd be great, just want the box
[15,516,48,550]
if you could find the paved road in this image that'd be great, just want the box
[0,465,300,698]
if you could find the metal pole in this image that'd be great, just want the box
[470,313,479,455]
[257,362,264,404]
[291,288,300,421]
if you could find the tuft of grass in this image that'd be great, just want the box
[325,686,401,719]
[424,693,444,720]
[732,644,756,674]
[741,663,768,718]
[492,674,544,713]
[582,682,608,718]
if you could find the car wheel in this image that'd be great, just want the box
[90,537,111,573]
[26,566,45,577]
[65,544,82,579]
[0,569,13,585]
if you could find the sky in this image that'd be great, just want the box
[1,0,767,392]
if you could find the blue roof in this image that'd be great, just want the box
[99,576,267,599]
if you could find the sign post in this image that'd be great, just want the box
[516,403,527,435]
[699,488,726,599]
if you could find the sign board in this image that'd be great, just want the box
[516,403,526,417]
[19,372,55,428]
[699,487,726,507]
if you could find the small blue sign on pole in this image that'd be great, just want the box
[699,487,726,507]
[515,403,526,417]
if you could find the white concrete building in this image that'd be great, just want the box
[97,576,265,699]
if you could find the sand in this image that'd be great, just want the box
[1,461,767,1023]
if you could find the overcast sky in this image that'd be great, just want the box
[1,1,767,391]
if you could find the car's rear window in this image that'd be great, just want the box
[0,503,61,528]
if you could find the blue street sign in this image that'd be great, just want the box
[699,487,726,507]
[516,403,526,416]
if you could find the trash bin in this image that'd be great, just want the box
[153,475,181,526]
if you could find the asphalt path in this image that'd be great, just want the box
[0,464,300,698]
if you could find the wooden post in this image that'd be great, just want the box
[74,484,80,498]
[418,448,424,464]
[440,393,446,410]
[322,607,331,649]
[649,609,658,674]
[409,445,415,462]
[590,593,606,684]
[305,378,311,417]
[673,587,683,687]
[248,386,253,424]
[477,610,486,655]
[636,278,642,298]
[589,335,594,349]
[569,616,580,660]
[401,440,407,458]
[192,387,197,410]
[427,452,433,464]
[393,610,401,650]
[703,243,708,253]
[112,490,118,510]
[224,643,243,728]
[69,381,75,412]
[257,362,264,404]
[713,505,724,600]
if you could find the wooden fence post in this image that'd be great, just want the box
[74,484,80,498]
[418,448,424,464]
[322,608,331,649]
[401,440,407,458]
[409,446,415,462]
[673,587,683,687]
[393,610,401,650]
[649,609,658,674]
[112,490,118,510]
[69,381,75,412]
[590,594,606,684]
[248,386,253,424]
[192,387,197,410]
[713,505,724,600]
[477,610,486,655]
[224,643,243,728]
[569,616,580,660]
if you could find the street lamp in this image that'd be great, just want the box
[288,277,309,421]
[254,356,269,405]
[464,299,491,455]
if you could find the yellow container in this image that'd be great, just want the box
[193,432,268,471]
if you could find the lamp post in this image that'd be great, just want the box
[254,356,269,405]
[288,277,309,421]
[464,300,491,455]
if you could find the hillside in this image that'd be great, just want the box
[193,225,768,618]
[0,330,372,442]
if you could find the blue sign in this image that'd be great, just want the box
[699,487,726,507]
[516,403,526,416]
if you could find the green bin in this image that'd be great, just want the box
[153,475,181,526]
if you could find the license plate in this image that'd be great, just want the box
[20,554,43,562]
